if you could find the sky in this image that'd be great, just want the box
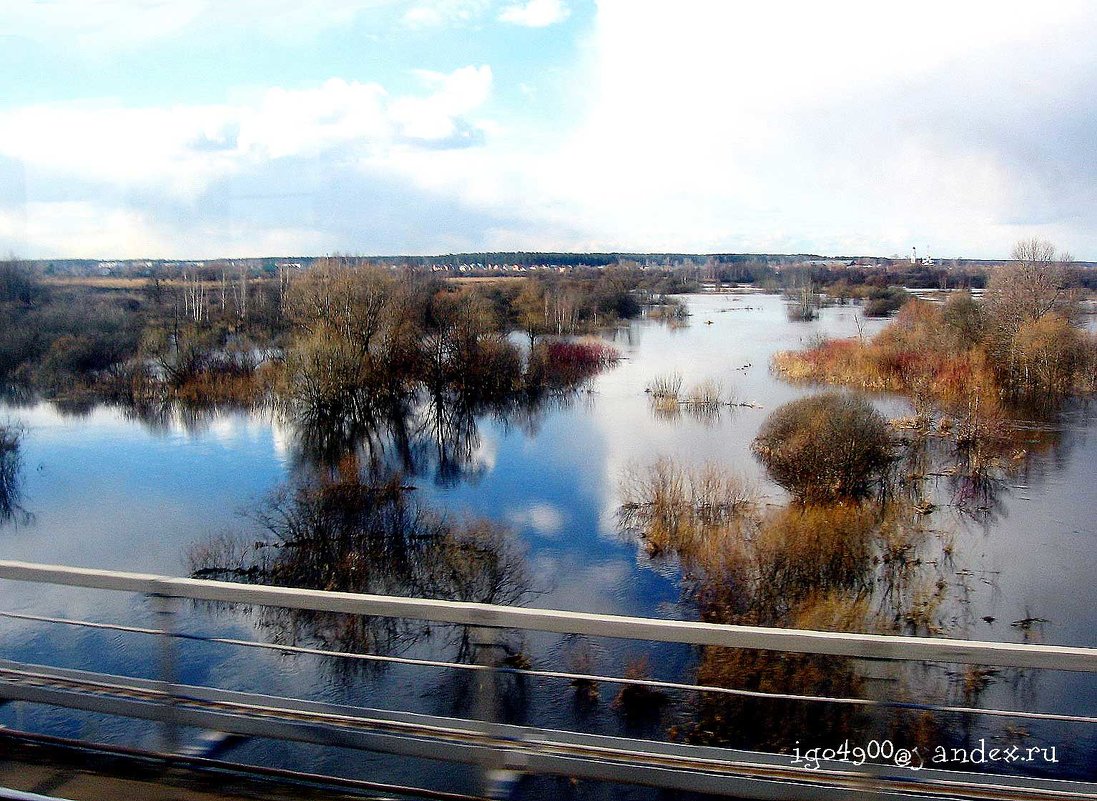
[1,0,1096,260]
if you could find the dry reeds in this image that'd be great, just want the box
[646,374,738,424]
[618,456,756,560]
[685,378,723,407]
[646,372,683,400]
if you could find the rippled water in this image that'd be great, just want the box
[1,292,1094,788]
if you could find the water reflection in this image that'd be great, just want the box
[0,423,27,526]
[612,394,1090,766]
[1,293,1094,780]
[287,385,591,487]
[187,456,535,667]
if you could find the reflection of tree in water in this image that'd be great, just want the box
[889,395,1084,529]
[0,423,28,526]
[288,384,584,487]
[118,396,245,435]
[187,456,534,667]
[41,359,594,490]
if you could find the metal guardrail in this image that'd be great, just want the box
[1,559,1096,800]
[2,560,1095,671]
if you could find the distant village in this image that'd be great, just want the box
[24,247,1077,282]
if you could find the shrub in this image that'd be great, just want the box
[941,291,984,347]
[751,393,893,501]
[458,335,522,399]
[786,295,819,321]
[646,297,689,321]
[528,338,618,388]
[771,300,1008,423]
[1011,313,1084,394]
[862,287,910,317]
[0,261,47,306]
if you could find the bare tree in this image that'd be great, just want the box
[983,239,1079,388]
[283,261,391,358]
[181,271,208,325]
[984,239,1076,338]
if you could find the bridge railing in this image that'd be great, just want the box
[1,559,1096,800]
[2,559,1095,670]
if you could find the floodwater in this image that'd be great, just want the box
[1,292,1094,792]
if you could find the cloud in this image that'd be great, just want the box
[0,68,492,195]
[401,0,491,29]
[0,201,169,259]
[516,0,1097,257]
[498,0,569,27]
[507,503,566,537]
[0,1,396,50]
[0,65,505,257]
[392,66,493,141]
[5,1,1097,259]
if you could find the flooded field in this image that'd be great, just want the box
[2,292,1095,790]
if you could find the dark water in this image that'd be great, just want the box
[1,292,1095,790]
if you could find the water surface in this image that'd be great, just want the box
[2,292,1094,786]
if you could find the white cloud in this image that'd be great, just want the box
[0,201,170,258]
[5,1,1097,258]
[0,65,498,257]
[401,0,491,29]
[391,66,493,140]
[498,0,569,27]
[0,1,397,50]
[513,0,1097,257]
[507,503,566,536]
[0,68,492,198]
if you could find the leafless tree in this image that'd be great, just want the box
[984,239,1077,340]
[983,239,1080,389]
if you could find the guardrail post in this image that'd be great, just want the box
[149,589,181,755]
[472,626,522,800]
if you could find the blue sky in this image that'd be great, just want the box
[2,1,1097,259]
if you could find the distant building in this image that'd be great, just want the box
[910,247,934,266]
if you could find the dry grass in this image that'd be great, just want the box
[771,301,1023,461]
[618,457,756,559]
[0,424,24,524]
[646,375,733,423]
[171,360,280,405]
[565,641,600,704]
[646,372,683,399]
[646,299,689,321]
[42,276,149,289]
[684,378,723,406]
[612,655,669,718]
[775,298,1097,411]
[43,276,276,290]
